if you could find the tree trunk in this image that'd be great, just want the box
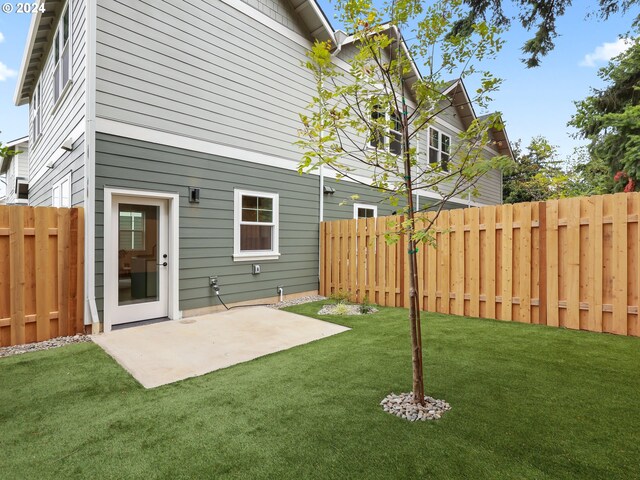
[401,86,425,406]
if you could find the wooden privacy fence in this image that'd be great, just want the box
[320,192,640,337]
[0,206,84,347]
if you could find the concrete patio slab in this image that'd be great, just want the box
[92,306,349,388]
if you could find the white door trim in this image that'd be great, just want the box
[103,188,180,332]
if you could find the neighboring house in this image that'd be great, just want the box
[13,0,513,333]
[0,137,29,205]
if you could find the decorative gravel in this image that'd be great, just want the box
[381,392,451,421]
[0,334,92,359]
[317,304,379,315]
[270,295,327,309]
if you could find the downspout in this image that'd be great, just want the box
[319,164,324,222]
[84,0,99,332]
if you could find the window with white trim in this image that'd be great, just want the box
[52,174,71,207]
[31,81,41,142]
[354,203,377,219]
[234,189,280,260]
[429,128,451,171]
[369,106,402,155]
[52,4,71,105]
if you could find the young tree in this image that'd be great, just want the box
[297,0,511,406]
[570,35,640,192]
[454,0,639,67]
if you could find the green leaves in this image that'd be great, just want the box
[570,36,640,191]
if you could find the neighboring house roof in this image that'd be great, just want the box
[1,136,29,174]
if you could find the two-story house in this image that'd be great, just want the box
[14,0,512,333]
[0,136,30,205]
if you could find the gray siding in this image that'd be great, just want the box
[240,0,309,36]
[94,0,502,207]
[323,177,399,221]
[415,103,503,206]
[28,0,86,206]
[28,136,85,208]
[95,0,317,162]
[95,133,322,318]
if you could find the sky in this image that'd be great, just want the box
[0,1,636,173]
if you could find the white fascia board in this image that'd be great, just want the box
[13,10,43,106]
[5,136,29,148]
[441,79,461,96]
[307,0,336,44]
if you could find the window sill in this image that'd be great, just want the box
[50,80,73,116]
[233,252,281,262]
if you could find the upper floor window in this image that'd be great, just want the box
[31,81,41,142]
[369,106,402,155]
[53,5,71,105]
[429,128,450,171]
[233,189,280,261]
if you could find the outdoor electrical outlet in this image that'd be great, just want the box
[252,264,261,275]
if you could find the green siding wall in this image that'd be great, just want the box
[95,134,323,317]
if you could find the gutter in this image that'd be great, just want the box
[84,0,100,331]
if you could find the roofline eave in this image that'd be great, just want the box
[13,9,43,106]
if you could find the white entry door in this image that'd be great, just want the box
[108,195,169,325]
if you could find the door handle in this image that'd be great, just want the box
[157,262,168,267]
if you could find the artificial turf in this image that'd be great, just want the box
[1,301,639,479]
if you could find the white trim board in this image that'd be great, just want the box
[102,187,181,333]
[95,118,492,208]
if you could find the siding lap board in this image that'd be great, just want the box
[28,0,86,207]
[95,133,321,317]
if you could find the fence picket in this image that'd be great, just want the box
[519,203,532,323]
[501,204,513,321]
[35,208,51,341]
[9,207,25,345]
[566,198,581,329]
[612,194,628,334]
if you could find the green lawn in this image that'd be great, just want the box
[1,302,639,479]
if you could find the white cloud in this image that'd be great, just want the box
[580,38,633,67]
[0,32,4,43]
[0,61,17,81]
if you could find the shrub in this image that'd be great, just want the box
[329,290,351,304]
